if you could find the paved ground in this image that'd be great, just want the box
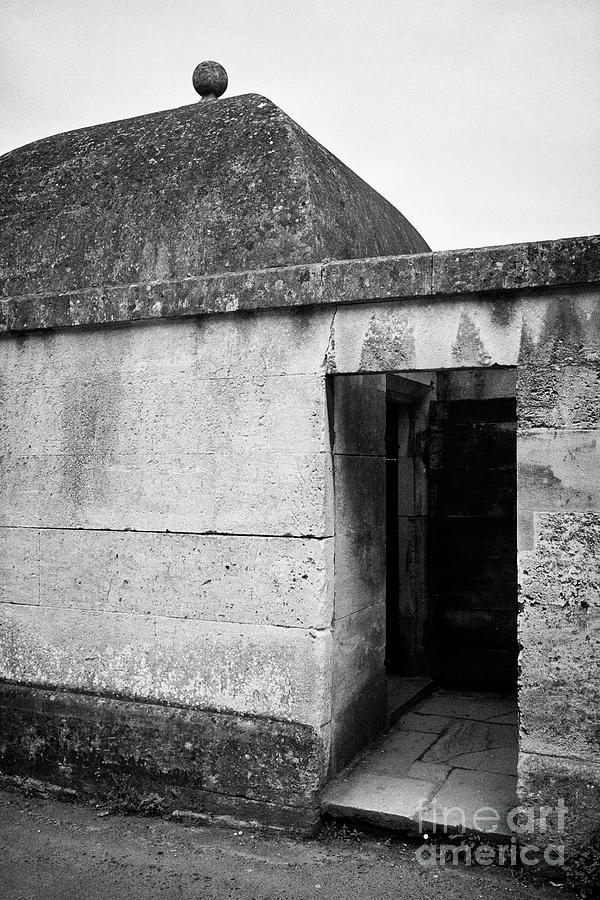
[324,689,518,836]
[0,788,574,900]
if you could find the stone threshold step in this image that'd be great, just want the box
[387,675,435,725]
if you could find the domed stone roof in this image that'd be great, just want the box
[0,93,429,299]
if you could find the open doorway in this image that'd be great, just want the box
[385,368,518,710]
[325,367,518,834]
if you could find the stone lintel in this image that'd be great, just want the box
[1,233,598,334]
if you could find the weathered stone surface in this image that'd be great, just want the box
[0,605,332,725]
[324,690,519,839]
[333,454,386,619]
[0,528,333,628]
[0,683,327,828]
[329,297,521,373]
[437,367,517,402]
[0,94,428,301]
[321,253,432,305]
[0,449,333,535]
[0,372,329,457]
[1,237,598,334]
[0,309,336,380]
[330,598,387,772]
[518,751,600,884]
[421,720,518,775]
[0,529,38,606]
[518,288,600,366]
[434,235,600,296]
[420,768,517,836]
[322,772,431,830]
[517,363,600,428]
[517,429,600,512]
[328,375,388,770]
[331,373,386,455]
[0,311,335,535]
[518,512,600,760]
[416,692,516,722]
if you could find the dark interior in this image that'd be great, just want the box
[385,367,518,694]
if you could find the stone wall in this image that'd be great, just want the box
[0,309,337,828]
[516,292,600,865]
[1,236,599,849]
[328,374,387,772]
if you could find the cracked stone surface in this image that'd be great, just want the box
[322,689,518,837]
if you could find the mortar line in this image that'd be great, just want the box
[0,524,333,540]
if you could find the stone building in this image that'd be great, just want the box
[0,66,598,871]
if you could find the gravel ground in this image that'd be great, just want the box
[0,789,576,900]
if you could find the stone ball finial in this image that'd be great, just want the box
[193,61,228,100]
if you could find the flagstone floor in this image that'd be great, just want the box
[322,689,518,838]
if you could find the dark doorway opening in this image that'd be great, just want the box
[326,367,518,825]
[384,368,518,701]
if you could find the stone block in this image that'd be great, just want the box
[330,604,387,771]
[320,253,432,306]
[334,528,385,619]
[0,528,39,605]
[331,373,386,455]
[517,428,600,512]
[333,454,385,534]
[329,678,387,776]
[330,298,521,374]
[437,368,516,403]
[322,772,433,830]
[0,683,327,827]
[0,605,332,726]
[518,288,600,366]
[421,719,518,775]
[517,363,600,429]
[0,527,333,628]
[518,512,600,760]
[0,449,334,536]
[433,238,600,296]
[419,768,517,836]
[0,306,334,382]
[0,372,330,458]
[191,306,334,378]
[333,453,385,618]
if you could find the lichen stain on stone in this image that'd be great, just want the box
[359,310,415,370]
[451,311,491,366]
[490,298,516,327]
[541,296,585,350]
[59,358,124,511]
[528,294,600,366]
[520,463,563,493]
[517,317,537,366]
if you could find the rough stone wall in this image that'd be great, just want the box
[0,308,337,825]
[0,251,599,845]
[516,292,600,866]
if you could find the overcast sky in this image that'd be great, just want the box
[2,0,599,250]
